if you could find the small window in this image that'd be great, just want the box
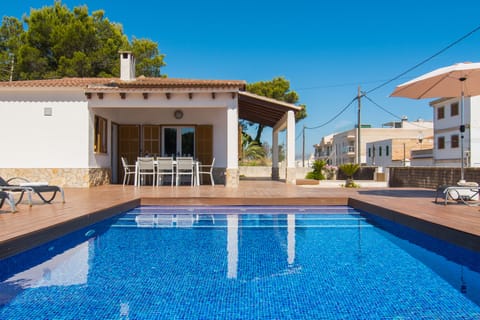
[94,115,108,153]
[368,148,371,158]
[379,146,382,157]
[451,134,459,148]
[386,145,389,156]
[438,136,445,149]
[450,102,459,117]
[437,106,445,120]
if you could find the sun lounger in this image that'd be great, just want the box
[0,191,16,212]
[0,176,65,206]
[435,184,480,205]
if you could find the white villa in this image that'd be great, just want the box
[0,52,300,187]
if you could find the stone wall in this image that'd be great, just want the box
[0,168,111,187]
[239,166,310,180]
[389,167,480,189]
[337,166,376,180]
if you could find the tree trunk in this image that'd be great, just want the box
[254,124,265,144]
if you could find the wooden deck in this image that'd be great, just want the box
[1,180,480,259]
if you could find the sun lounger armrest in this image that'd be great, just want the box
[7,177,30,184]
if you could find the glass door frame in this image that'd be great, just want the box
[161,126,195,157]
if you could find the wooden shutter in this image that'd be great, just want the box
[118,125,140,182]
[195,125,213,166]
[142,125,161,157]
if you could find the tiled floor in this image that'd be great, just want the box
[1,180,479,258]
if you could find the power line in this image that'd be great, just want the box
[295,131,303,141]
[305,97,357,130]
[363,94,433,130]
[301,24,480,133]
[362,94,403,121]
[365,24,480,94]
[296,77,412,91]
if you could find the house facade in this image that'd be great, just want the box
[313,134,334,165]
[365,137,434,167]
[0,53,299,187]
[429,96,480,168]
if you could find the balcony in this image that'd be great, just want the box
[342,146,355,155]
[346,134,356,141]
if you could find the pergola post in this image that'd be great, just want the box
[271,129,279,180]
[285,110,296,184]
[225,101,239,187]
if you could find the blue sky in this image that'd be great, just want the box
[4,0,480,158]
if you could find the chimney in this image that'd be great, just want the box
[119,51,135,81]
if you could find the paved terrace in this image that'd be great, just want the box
[1,180,479,259]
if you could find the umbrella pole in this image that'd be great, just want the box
[460,78,466,183]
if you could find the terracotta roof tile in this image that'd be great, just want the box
[0,77,246,90]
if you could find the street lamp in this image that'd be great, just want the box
[417,133,424,149]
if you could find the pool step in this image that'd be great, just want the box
[109,214,373,229]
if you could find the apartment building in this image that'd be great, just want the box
[429,96,480,168]
[314,118,433,166]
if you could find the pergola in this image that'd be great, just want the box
[238,91,302,183]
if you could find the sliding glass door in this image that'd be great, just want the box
[162,126,195,157]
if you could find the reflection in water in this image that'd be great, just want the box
[3,242,89,288]
[227,215,238,279]
[120,302,130,320]
[287,214,296,265]
[0,242,90,306]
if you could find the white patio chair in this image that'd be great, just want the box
[156,157,175,186]
[198,157,215,186]
[137,157,156,186]
[121,156,136,185]
[176,157,194,186]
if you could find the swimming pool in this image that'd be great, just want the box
[1,205,479,319]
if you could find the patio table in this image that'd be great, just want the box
[134,160,200,187]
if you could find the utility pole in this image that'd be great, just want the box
[357,86,362,165]
[302,125,305,167]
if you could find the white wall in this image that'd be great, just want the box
[366,140,394,167]
[0,89,235,170]
[90,91,232,168]
[0,90,90,168]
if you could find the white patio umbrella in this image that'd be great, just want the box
[391,62,480,181]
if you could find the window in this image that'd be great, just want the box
[368,148,371,157]
[386,145,389,156]
[450,102,459,117]
[437,106,445,120]
[94,115,107,153]
[451,134,459,148]
[438,136,445,149]
[162,126,195,157]
[379,146,382,156]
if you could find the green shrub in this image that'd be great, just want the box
[305,160,326,180]
[339,163,360,178]
[339,163,360,188]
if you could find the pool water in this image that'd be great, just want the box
[1,206,479,319]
